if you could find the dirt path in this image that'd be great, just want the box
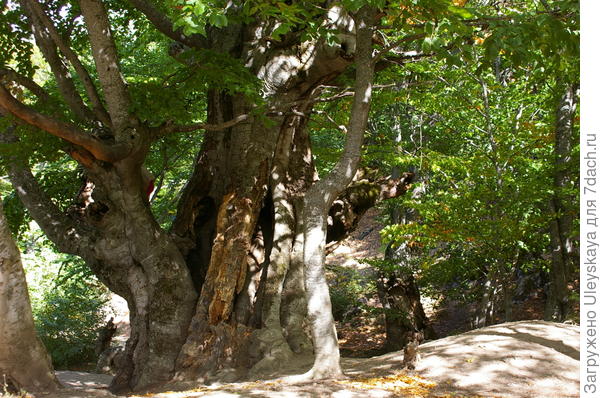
[39,320,577,398]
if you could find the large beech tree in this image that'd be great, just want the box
[0,0,421,392]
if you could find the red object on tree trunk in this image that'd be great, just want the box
[147,179,155,198]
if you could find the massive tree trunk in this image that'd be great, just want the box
[158,2,403,381]
[1,0,199,390]
[6,151,198,392]
[0,196,59,393]
[545,83,578,321]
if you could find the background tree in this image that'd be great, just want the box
[379,0,579,326]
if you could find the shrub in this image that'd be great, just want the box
[25,248,109,369]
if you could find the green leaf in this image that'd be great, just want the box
[447,5,474,19]
[209,13,228,28]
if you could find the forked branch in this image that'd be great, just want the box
[24,4,96,124]
[0,67,49,101]
[0,124,90,256]
[25,0,111,126]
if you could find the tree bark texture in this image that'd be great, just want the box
[0,197,59,393]
[376,259,436,350]
[6,157,198,392]
[168,12,356,379]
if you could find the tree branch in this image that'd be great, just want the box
[0,67,49,101]
[0,85,130,162]
[326,171,414,245]
[127,0,208,49]
[156,114,251,137]
[79,0,131,133]
[0,126,90,255]
[374,33,427,61]
[22,2,97,124]
[316,5,376,197]
[25,0,111,126]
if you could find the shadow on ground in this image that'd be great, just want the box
[47,320,578,398]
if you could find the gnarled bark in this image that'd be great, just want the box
[169,6,361,380]
[5,153,198,392]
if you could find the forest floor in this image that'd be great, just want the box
[34,209,579,398]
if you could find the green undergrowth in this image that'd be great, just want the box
[21,228,109,369]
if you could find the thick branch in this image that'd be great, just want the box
[0,85,129,162]
[0,128,88,255]
[315,7,377,201]
[127,0,208,49]
[327,172,414,244]
[26,0,111,126]
[79,0,131,133]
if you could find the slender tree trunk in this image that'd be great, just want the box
[0,197,59,393]
[503,278,514,322]
[474,277,493,328]
[545,83,578,321]
[474,265,504,328]
[300,6,376,380]
[545,199,571,321]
